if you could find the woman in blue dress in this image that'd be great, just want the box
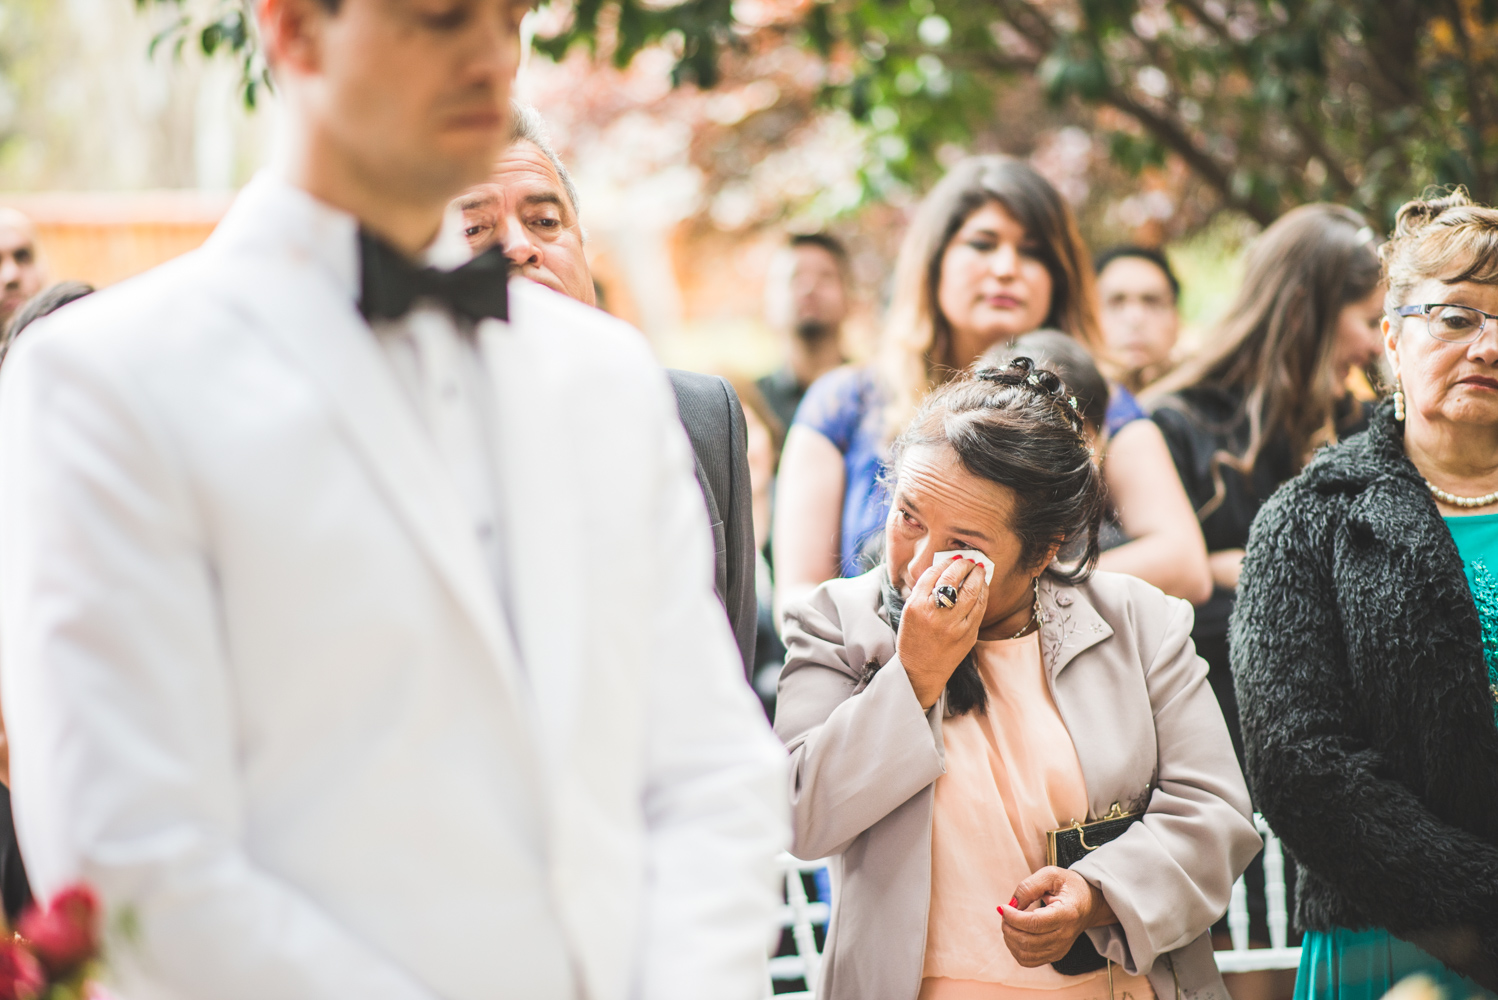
[1233,189,1498,1000]
[771,156,1209,614]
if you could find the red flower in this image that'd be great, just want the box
[18,883,100,978]
[0,940,45,1000]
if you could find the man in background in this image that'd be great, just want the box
[1095,244,1182,392]
[756,233,850,433]
[0,209,45,333]
[455,104,758,677]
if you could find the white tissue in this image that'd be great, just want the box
[932,549,995,583]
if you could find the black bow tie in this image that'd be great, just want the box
[357,229,510,323]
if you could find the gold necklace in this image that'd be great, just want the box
[1425,479,1498,509]
[1003,578,1047,640]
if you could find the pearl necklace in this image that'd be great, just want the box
[1426,480,1498,509]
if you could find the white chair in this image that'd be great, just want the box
[769,853,831,999]
[1214,814,1303,973]
[768,815,1301,997]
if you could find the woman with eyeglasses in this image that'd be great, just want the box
[1234,190,1498,1000]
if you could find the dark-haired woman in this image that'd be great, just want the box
[1146,204,1384,764]
[775,361,1259,1000]
[772,156,1210,620]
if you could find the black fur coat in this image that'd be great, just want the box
[1231,400,1498,988]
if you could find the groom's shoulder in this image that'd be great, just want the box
[504,278,656,375]
[9,250,221,377]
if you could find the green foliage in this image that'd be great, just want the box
[791,0,1498,228]
[533,0,736,87]
[137,0,269,108]
[134,0,1498,228]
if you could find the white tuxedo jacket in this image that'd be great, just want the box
[0,176,788,1000]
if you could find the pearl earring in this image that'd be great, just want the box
[1393,375,1406,422]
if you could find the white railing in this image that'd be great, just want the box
[1214,814,1302,973]
[768,814,1300,996]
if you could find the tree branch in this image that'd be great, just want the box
[1289,118,1358,199]
[1441,0,1493,201]
[1102,85,1272,224]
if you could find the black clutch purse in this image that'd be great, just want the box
[1043,803,1142,976]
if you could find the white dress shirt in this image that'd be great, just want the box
[375,304,519,647]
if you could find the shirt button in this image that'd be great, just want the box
[1055,593,1073,607]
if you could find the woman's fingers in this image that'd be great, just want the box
[1000,897,1073,935]
[913,554,965,601]
[1001,921,1076,967]
[997,866,1103,967]
[1012,866,1070,910]
[933,555,978,594]
[955,558,988,621]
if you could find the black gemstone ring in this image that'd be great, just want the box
[933,585,959,609]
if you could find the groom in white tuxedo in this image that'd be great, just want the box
[0,1,788,998]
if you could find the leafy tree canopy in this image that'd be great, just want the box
[139,0,1498,228]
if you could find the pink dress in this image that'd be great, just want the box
[918,632,1156,1000]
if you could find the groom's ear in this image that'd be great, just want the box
[257,0,337,77]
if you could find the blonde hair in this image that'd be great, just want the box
[1381,187,1498,321]
[876,156,1102,442]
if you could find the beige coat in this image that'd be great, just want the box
[776,568,1260,1000]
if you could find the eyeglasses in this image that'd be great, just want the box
[1396,303,1498,344]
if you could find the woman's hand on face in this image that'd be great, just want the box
[898,555,988,710]
[998,867,1116,967]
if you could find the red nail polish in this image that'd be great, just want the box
[1009,897,1018,907]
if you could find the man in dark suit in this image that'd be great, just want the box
[452,103,756,676]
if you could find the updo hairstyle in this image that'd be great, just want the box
[883,358,1107,717]
[979,330,1110,436]
[1381,188,1498,320]
[888,357,1107,587]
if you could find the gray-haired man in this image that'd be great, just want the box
[453,105,759,679]
[454,104,594,304]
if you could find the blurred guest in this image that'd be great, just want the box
[0,209,45,333]
[0,1,786,996]
[725,374,789,714]
[1234,190,1498,998]
[1095,246,1181,392]
[454,101,758,675]
[725,375,784,555]
[983,331,1108,447]
[758,233,850,432]
[1,280,93,360]
[1147,204,1384,764]
[981,330,1142,549]
[0,280,91,925]
[773,156,1209,617]
[777,361,1258,1000]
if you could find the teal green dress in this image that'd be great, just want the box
[1294,512,1498,1000]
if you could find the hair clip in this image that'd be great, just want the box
[1027,374,1040,385]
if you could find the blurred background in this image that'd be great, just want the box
[1,0,1492,372]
